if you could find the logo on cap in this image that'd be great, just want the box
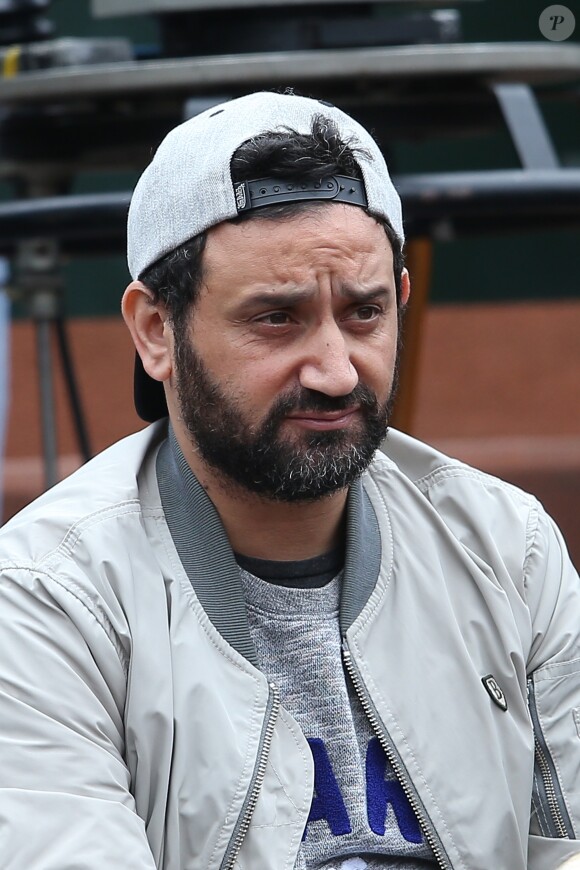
[234,182,247,211]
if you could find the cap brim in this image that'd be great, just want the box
[134,352,168,422]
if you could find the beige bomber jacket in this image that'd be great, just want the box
[0,422,579,870]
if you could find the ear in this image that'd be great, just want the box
[122,280,173,383]
[400,268,411,307]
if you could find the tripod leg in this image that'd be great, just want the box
[54,316,91,463]
[35,317,58,490]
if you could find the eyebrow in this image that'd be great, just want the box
[234,284,392,314]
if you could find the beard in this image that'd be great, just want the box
[174,334,398,503]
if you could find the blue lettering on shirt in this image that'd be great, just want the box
[366,737,422,843]
[303,736,422,845]
[304,738,352,838]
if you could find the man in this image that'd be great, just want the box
[0,91,578,870]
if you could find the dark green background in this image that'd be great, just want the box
[12,0,580,316]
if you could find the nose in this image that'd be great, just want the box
[298,321,359,397]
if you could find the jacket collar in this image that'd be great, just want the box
[156,426,382,663]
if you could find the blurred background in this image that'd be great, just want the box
[0,0,579,565]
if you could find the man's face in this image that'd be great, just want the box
[171,203,407,502]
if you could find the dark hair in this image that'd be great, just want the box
[140,115,405,330]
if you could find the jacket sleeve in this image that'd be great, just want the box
[523,505,580,869]
[0,563,158,869]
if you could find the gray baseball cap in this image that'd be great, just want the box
[128,90,403,279]
[128,90,404,421]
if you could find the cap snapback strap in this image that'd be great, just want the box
[234,174,367,213]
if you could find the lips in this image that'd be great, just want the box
[286,406,360,430]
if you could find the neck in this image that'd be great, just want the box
[173,426,348,561]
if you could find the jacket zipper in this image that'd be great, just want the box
[342,642,451,870]
[527,677,574,838]
[220,683,281,870]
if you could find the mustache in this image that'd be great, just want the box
[269,383,379,418]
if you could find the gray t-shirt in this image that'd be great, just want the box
[239,567,436,870]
